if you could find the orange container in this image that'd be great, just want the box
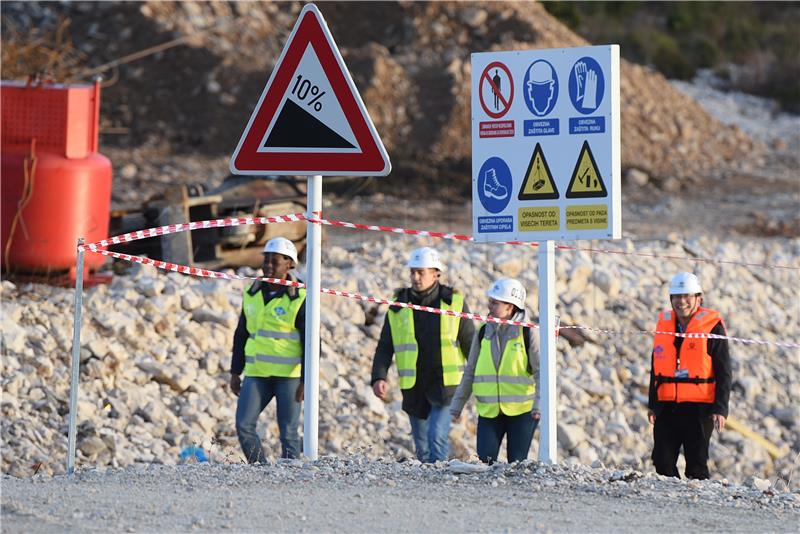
[1,79,111,275]
[1,80,100,158]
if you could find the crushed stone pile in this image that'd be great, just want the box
[2,233,798,484]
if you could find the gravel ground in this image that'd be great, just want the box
[2,458,799,533]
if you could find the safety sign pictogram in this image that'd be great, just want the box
[523,60,559,117]
[568,56,605,115]
[566,141,607,198]
[479,62,514,119]
[478,156,513,214]
[518,143,559,200]
[229,4,390,176]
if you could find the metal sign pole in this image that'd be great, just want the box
[303,176,322,460]
[67,238,85,474]
[538,240,557,462]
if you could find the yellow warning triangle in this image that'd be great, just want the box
[518,143,559,200]
[566,141,607,198]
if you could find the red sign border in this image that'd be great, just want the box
[479,61,514,119]
[230,5,390,176]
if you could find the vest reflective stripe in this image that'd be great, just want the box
[249,330,301,341]
[652,307,720,403]
[245,355,303,365]
[243,285,306,378]
[393,343,417,354]
[387,292,466,390]
[473,375,534,385]
[473,329,535,418]
[476,394,536,403]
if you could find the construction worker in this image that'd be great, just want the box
[371,247,475,463]
[229,237,306,462]
[450,278,540,464]
[648,272,732,479]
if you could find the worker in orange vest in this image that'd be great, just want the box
[648,272,732,479]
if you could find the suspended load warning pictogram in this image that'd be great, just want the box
[229,4,390,176]
[518,143,559,200]
[565,140,607,198]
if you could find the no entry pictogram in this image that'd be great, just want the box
[479,61,514,119]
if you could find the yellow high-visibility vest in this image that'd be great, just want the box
[243,284,306,378]
[473,328,535,417]
[387,292,465,389]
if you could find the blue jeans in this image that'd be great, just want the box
[477,412,538,464]
[409,403,451,463]
[235,376,301,462]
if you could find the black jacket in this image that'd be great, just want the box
[371,283,475,419]
[230,277,306,379]
[648,319,731,417]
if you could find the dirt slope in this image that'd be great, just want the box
[1,1,761,189]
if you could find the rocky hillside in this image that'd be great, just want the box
[1,1,760,192]
[2,233,798,484]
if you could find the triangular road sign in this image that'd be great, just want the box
[566,140,607,198]
[230,4,391,176]
[518,143,559,200]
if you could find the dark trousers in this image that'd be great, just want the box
[236,376,301,462]
[652,405,714,479]
[477,412,538,464]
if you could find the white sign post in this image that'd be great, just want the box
[230,3,390,460]
[472,45,620,462]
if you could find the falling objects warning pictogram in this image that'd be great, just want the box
[518,143,559,200]
[229,4,390,176]
[566,140,607,198]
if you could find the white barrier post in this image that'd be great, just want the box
[538,240,557,462]
[303,176,322,460]
[67,238,85,474]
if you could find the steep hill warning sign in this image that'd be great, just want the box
[518,143,559,200]
[566,141,607,198]
[230,4,390,176]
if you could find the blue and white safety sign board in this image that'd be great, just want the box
[472,45,620,242]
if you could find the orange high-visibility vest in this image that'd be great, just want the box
[651,307,722,403]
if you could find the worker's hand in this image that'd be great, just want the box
[372,379,388,400]
[451,412,462,424]
[531,410,541,421]
[648,410,656,425]
[295,382,304,402]
[711,413,726,432]
[229,374,241,396]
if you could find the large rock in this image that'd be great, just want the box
[557,423,587,451]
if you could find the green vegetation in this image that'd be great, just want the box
[543,1,800,112]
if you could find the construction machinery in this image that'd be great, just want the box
[108,175,307,270]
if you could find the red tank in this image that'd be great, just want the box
[1,79,112,275]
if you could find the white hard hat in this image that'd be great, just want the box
[487,278,527,310]
[407,247,444,271]
[528,60,553,84]
[262,237,298,265]
[669,272,703,295]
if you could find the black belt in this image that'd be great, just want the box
[655,375,715,385]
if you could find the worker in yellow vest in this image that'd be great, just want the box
[229,237,306,462]
[648,272,731,479]
[371,247,475,462]
[450,278,540,464]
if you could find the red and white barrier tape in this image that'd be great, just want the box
[81,212,798,271]
[305,216,799,271]
[83,247,800,349]
[81,213,309,250]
